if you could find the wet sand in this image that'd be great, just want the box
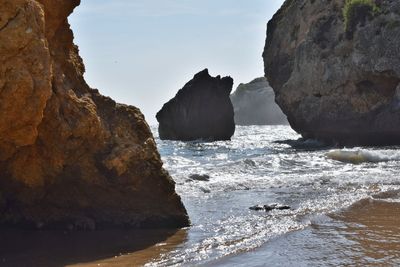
[213,191,400,266]
[0,228,186,267]
[70,230,187,267]
[0,195,399,266]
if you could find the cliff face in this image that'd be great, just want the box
[230,77,288,125]
[156,69,235,141]
[0,0,189,229]
[264,0,400,145]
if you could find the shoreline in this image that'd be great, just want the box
[211,193,400,266]
[0,193,399,266]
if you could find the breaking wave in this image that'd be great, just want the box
[326,149,400,164]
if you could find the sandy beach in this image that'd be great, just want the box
[0,229,186,267]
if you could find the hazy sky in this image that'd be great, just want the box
[69,0,285,124]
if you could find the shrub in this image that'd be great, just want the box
[343,0,380,33]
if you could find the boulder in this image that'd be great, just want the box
[263,0,400,146]
[0,0,189,229]
[230,77,288,125]
[156,69,235,141]
[189,174,210,182]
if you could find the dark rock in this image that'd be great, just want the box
[249,205,265,211]
[264,204,291,211]
[250,204,291,212]
[156,69,235,141]
[264,0,400,146]
[189,174,210,182]
[243,159,256,167]
[199,187,211,194]
[230,77,288,125]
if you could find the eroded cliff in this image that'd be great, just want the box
[264,0,400,145]
[0,0,189,229]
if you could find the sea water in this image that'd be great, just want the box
[146,125,400,266]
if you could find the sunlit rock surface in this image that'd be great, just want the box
[264,0,400,146]
[0,0,188,229]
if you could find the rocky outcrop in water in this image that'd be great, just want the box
[0,0,189,229]
[264,0,400,146]
[249,204,291,212]
[230,77,288,125]
[156,69,235,141]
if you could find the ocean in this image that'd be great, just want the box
[2,125,398,267]
[144,125,400,266]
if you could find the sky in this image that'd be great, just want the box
[69,0,285,124]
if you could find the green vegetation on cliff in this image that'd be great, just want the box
[343,0,380,33]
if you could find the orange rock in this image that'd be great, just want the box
[0,0,189,229]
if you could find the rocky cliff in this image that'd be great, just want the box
[156,69,235,141]
[0,0,189,229]
[230,77,288,125]
[264,0,400,146]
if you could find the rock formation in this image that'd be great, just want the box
[0,0,189,229]
[230,77,288,125]
[156,69,235,141]
[264,0,400,146]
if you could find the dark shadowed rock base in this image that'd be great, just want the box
[156,69,235,141]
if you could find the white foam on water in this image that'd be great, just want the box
[146,126,400,266]
[326,149,400,164]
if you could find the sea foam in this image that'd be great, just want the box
[326,149,400,164]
